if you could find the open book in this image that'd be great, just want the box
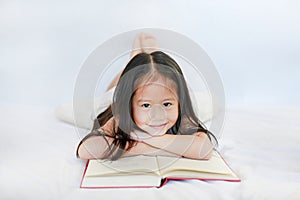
[80,151,240,188]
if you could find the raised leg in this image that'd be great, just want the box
[130,32,159,58]
[107,33,159,91]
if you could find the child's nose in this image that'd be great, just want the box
[148,105,166,121]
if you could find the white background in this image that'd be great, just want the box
[1,0,299,107]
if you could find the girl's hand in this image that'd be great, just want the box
[193,132,207,137]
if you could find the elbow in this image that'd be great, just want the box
[198,147,213,160]
[187,134,214,160]
[76,137,110,160]
[188,147,212,160]
[77,145,93,160]
[198,135,213,160]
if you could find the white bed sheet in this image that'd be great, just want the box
[1,102,300,200]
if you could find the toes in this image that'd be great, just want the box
[139,33,158,53]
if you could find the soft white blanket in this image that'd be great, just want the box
[0,103,299,200]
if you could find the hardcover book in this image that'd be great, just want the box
[80,150,240,188]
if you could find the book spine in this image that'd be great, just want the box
[158,178,168,188]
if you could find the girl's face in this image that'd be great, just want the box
[132,76,179,136]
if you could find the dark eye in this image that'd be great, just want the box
[163,102,172,107]
[142,103,151,108]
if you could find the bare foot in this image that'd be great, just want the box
[139,32,159,54]
[130,33,142,59]
[130,33,159,58]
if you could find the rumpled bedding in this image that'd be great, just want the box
[0,102,299,200]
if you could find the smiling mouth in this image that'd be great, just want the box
[148,122,168,129]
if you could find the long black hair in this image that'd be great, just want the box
[76,51,217,160]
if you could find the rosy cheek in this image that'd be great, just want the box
[168,108,179,124]
[133,109,147,127]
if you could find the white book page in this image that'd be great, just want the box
[161,170,239,180]
[82,174,162,187]
[157,151,235,176]
[85,155,160,177]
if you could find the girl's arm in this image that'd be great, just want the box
[77,118,180,160]
[77,132,212,160]
[78,118,213,160]
[77,135,180,160]
[77,135,113,160]
[140,132,213,160]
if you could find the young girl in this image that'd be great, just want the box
[77,33,217,160]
